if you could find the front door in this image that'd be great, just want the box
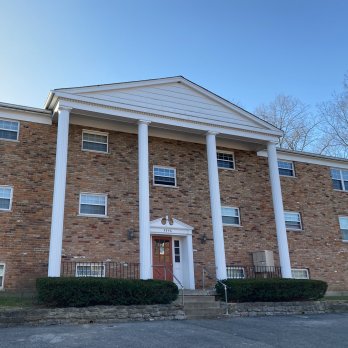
[152,236,173,281]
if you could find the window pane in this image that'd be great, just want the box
[221,207,238,217]
[217,152,234,169]
[0,120,19,131]
[81,194,106,205]
[291,269,309,279]
[0,187,12,199]
[0,129,18,140]
[154,167,176,186]
[332,179,343,190]
[285,212,301,229]
[222,216,240,225]
[0,265,4,277]
[341,229,348,241]
[331,169,341,180]
[83,133,107,143]
[226,267,245,279]
[0,198,10,210]
[80,204,106,215]
[339,217,348,230]
[83,141,108,152]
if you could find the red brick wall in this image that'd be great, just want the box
[1,122,347,291]
[0,121,56,290]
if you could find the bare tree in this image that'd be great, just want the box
[255,95,320,152]
[318,75,348,158]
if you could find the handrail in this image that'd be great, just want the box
[152,264,185,306]
[202,266,229,315]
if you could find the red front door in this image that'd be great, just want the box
[152,236,173,281]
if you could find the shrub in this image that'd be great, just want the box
[215,279,327,302]
[36,277,178,307]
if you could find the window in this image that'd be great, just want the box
[291,268,309,279]
[284,212,302,230]
[82,130,108,153]
[76,263,105,277]
[331,168,348,191]
[153,166,176,186]
[226,266,245,279]
[339,217,348,242]
[217,152,235,169]
[174,240,180,263]
[79,193,107,217]
[278,160,295,177]
[222,207,241,226]
[0,186,13,211]
[0,264,5,289]
[0,119,19,141]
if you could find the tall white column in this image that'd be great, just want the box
[206,131,227,280]
[48,106,71,277]
[138,120,152,279]
[267,142,292,278]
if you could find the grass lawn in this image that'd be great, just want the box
[324,296,348,301]
[0,293,36,307]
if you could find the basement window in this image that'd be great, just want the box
[153,166,176,187]
[0,186,13,211]
[221,207,241,226]
[217,151,235,169]
[278,160,295,177]
[226,266,245,279]
[82,130,108,153]
[79,193,107,217]
[284,211,302,231]
[0,119,19,141]
[339,216,348,242]
[76,263,105,277]
[0,264,5,289]
[291,268,309,279]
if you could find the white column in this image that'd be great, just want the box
[187,235,195,289]
[138,120,152,279]
[206,131,227,280]
[48,106,71,277]
[267,142,292,278]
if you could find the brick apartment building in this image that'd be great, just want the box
[0,76,347,294]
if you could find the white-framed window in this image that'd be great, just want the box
[0,186,13,211]
[76,263,105,277]
[79,193,107,217]
[221,206,241,226]
[0,119,19,141]
[278,160,295,177]
[226,266,245,279]
[153,166,176,187]
[0,264,5,289]
[82,130,108,153]
[217,151,235,169]
[339,216,348,242]
[174,240,180,263]
[331,168,348,191]
[284,211,302,230]
[291,268,309,279]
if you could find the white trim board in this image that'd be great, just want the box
[0,108,52,125]
[257,150,348,169]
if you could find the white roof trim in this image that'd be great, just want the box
[257,149,348,169]
[150,216,193,236]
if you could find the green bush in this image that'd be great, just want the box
[36,277,178,307]
[215,279,327,302]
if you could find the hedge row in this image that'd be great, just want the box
[36,278,178,307]
[216,279,327,302]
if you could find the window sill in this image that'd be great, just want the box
[218,167,236,171]
[279,175,297,178]
[333,189,348,193]
[77,214,109,218]
[286,228,303,232]
[223,224,242,227]
[153,184,178,188]
[82,149,109,155]
[342,240,348,243]
[0,138,19,143]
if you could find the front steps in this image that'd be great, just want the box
[177,289,226,320]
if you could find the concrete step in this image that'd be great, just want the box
[184,302,221,309]
[183,295,217,303]
[179,289,216,296]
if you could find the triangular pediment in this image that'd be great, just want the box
[150,216,193,236]
[52,77,280,134]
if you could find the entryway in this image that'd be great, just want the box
[150,216,195,289]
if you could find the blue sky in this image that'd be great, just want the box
[0,0,347,112]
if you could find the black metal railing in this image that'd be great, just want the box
[61,261,140,279]
[226,265,282,279]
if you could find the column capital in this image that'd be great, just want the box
[206,130,219,136]
[138,119,151,125]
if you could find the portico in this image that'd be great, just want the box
[46,76,292,283]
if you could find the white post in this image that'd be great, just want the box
[138,120,152,279]
[206,131,227,280]
[267,142,292,278]
[187,235,195,289]
[48,106,71,277]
